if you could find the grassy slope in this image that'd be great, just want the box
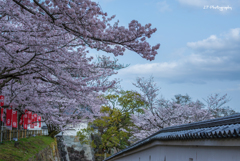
[0,136,54,161]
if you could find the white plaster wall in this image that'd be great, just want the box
[115,146,161,161]
[63,122,88,136]
[114,145,240,161]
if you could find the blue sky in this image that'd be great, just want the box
[90,0,240,111]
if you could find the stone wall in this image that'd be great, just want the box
[63,135,94,161]
[55,135,70,161]
[67,146,92,161]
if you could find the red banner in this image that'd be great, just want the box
[12,110,17,128]
[24,113,28,129]
[19,115,23,125]
[28,118,31,124]
[33,114,37,126]
[30,123,34,128]
[28,111,32,119]
[24,123,28,129]
[27,111,32,124]
[6,109,12,126]
[0,95,4,107]
[38,116,41,127]
[38,116,41,121]
[1,108,3,121]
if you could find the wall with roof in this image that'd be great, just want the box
[106,114,240,161]
[113,143,240,161]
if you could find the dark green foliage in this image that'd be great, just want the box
[77,90,147,154]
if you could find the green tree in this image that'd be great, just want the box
[77,90,146,156]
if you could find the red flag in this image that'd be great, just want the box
[6,109,12,126]
[0,95,4,107]
[19,115,23,125]
[24,123,28,129]
[31,116,34,128]
[38,116,41,127]
[28,118,31,124]
[33,114,37,126]
[25,109,28,113]
[27,111,32,124]
[24,113,28,129]
[12,110,17,128]
[28,111,32,119]
[38,116,41,121]
[1,108,3,121]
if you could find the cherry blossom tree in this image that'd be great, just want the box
[0,0,159,86]
[131,76,234,140]
[0,0,160,132]
[203,93,237,118]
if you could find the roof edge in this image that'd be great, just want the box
[104,113,240,161]
[131,114,240,148]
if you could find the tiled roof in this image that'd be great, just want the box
[104,114,240,161]
[153,123,240,140]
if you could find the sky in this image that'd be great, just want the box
[90,0,240,112]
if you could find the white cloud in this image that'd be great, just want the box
[178,0,207,7]
[187,35,225,50]
[120,62,181,78]
[226,28,240,40]
[187,28,240,51]
[187,54,228,66]
[119,54,237,83]
[157,1,171,12]
[177,0,232,7]
[118,28,240,84]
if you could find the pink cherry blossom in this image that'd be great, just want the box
[0,0,160,131]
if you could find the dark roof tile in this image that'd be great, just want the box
[104,114,240,161]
